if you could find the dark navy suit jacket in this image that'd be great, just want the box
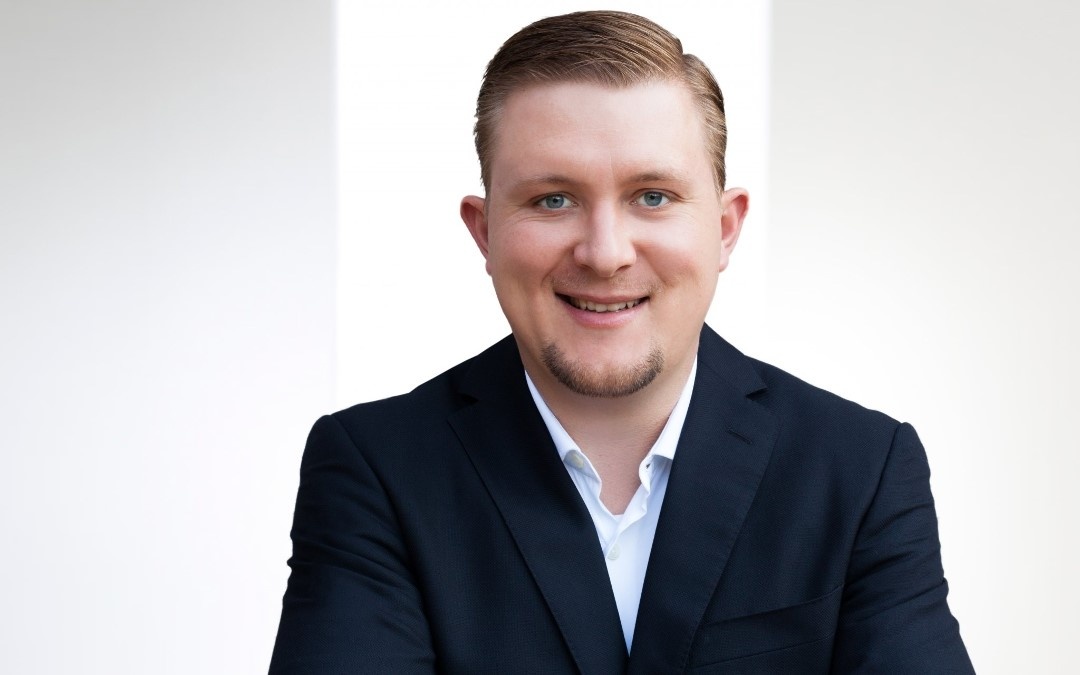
[270,326,973,673]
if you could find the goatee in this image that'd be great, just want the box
[540,342,664,398]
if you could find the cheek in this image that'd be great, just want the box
[643,235,723,284]
[489,227,567,281]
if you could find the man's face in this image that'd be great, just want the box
[461,80,747,399]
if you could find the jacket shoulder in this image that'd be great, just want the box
[737,355,909,482]
[698,324,899,437]
[327,360,468,440]
[747,356,899,429]
[324,335,518,446]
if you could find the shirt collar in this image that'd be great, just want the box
[525,359,698,465]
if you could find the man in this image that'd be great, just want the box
[271,10,973,673]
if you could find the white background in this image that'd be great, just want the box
[1,2,337,673]
[2,1,1077,672]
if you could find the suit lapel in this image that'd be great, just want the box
[629,327,780,674]
[448,337,629,674]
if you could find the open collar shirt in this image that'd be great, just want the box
[524,360,698,651]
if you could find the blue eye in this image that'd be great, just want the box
[538,194,573,209]
[637,191,669,207]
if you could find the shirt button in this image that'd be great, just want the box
[568,452,585,470]
[608,543,621,560]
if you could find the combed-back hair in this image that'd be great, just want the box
[474,10,728,191]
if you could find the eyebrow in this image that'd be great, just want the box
[508,174,576,189]
[626,170,692,185]
[506,170,692,193]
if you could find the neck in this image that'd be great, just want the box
[526,352,695,509]
[529,349,691,470]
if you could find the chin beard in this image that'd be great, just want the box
[540,342,664,398]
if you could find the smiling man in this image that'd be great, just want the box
[271,11,973,674]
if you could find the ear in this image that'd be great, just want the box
[717,188,749,272]
[460,195,492,275]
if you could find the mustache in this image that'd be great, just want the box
[550,274,660,297]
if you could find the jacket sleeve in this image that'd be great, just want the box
[269,414,437,674]
[830,422,974,673]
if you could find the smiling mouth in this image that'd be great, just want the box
[558,294,646,313]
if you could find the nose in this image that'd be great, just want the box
[573,204,636,277]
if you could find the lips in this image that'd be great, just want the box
[559,294,646,313]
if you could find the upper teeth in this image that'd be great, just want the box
[570,297,641,312]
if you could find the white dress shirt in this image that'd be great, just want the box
[525,360,697,650]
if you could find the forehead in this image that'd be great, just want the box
[488,80,713,191]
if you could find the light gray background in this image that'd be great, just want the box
[2,1,1076,672]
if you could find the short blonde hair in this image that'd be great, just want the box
[474,10,729,191]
